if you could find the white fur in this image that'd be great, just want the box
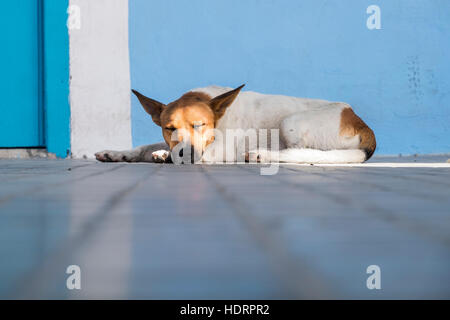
[247,148,366,164]
[193,86,364,164]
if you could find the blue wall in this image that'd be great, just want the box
[129,0,450,155]
[43,0,71,158]
[0,0,70,156]
[0,0,41,147]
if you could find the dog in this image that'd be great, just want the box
[95,85,376,164]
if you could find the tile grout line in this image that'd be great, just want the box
[283,165,448,202]
[7,165,161,299]
[324,166,450,187]
[245,165,450,247]
[201,165,337,299]
[0,163,94,183]
[0,164,126,206]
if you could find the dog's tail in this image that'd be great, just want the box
[275,148,367,164]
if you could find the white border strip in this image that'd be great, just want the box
[283,163,450,168]
[69,0,132,159]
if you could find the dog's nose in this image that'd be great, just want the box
[177,146,201,163]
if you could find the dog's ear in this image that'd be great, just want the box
[209,84,245,121]
[132,89,165,126]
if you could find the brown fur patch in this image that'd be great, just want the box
[340,107,376,160]
[209,84,245,122]
[171,91,212,106]
[159,91,216,151]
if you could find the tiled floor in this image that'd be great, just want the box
[0,155,449,299]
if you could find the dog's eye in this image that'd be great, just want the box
[165,127,176,131]
[193,123,205,129]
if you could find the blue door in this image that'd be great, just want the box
[0,0,43,147]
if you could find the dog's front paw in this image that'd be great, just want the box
[95,150,125,162]
[152,150,170,163]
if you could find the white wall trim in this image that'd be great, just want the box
[69,0,132,159]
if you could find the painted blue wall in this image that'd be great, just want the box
[0,0,70,157]
[43,0,71,158]
[129,0,450,155]
[0,0,41,147]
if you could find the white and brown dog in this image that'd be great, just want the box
[95,85,376,164]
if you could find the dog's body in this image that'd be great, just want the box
[96,85,376,164]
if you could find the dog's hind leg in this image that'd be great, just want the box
[95,143,170,163]
[246,105,373,164]
[246,148,366,164]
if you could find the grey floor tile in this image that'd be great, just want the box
[0,156,449,299]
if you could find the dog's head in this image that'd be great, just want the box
[132,85,244,157]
